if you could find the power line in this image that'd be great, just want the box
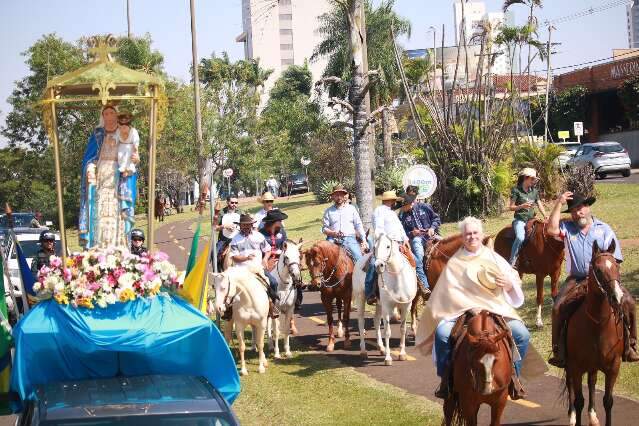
[543,0,633,26]
[533,48,639,73]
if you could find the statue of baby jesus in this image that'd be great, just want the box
[116,112,140,177]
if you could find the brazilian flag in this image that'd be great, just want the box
[0,255,13,414]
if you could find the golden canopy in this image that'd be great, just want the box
[40,34,166,254]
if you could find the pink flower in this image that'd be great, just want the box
[153,252,169,262]
[113,268,125,279]
[107,274,117,287]
[50,257,62,268]
[143,269,157,282]
[63,268,72,282]
[88,282,101,292]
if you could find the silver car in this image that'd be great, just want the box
[566,141,631,179]
[554,142,582,168]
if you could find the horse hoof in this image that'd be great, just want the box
[274,353,281,360]
[399,353,407,361]
[285,352,292,358]
[384,358,393,366]
[258,366,266,374]
[588,409,600,426]
[240,368,248,376]
[343,339,351,349]
[263,359,269,367]
[360,351,368,359]
[327,343,335,352]
[536,319,544,329]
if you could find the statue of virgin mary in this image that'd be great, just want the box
[78,105,138,249]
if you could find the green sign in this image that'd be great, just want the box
[558,131,570,140]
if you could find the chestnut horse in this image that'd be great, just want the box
[410,234,493,333]
[494,219,564,328]
[563,240,623,426]
[444,310,512,426]
[304,241,354,351]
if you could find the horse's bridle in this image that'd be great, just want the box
[221,274,240,308]
[311,246,347,289]
[587,252,623,321]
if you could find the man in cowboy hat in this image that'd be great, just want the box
[547,192,638,366]
[229,213,280,312]
[254,192,280,230]
[398,193,441,294]
[322,184,368,261]
[363,190,410,305]
[416,216,529,400]
[508,168,547,267]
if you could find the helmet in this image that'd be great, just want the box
[39,230,55,242]
[131,229,145,241]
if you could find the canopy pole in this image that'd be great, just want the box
[147,90,158,250]
[49,90,67,260]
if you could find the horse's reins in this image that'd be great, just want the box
[313,245,348,289]
[274,249,301,305]
[376,236,413,304]
[585,253,623,326]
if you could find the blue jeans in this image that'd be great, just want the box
[410,236,430,290]
[364,235,376,298]
[327,235,362,262]
[265,270,279,294]
[434,318,530,377]
[509,219,526,265]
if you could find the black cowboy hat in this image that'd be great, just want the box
[234,213,256,225]
[563,194,596,213]
[262,209,288,223]
[397,194,416,208]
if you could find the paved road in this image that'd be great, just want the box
[157,218,639,426]
[596,168,639,184]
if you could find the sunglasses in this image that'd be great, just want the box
[229,202,238,205]
[132,238,144,242]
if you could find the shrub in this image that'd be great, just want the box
[374,166,406,194]
[563,164,598,199]
[307,126,354,193]
[315,179,354,203]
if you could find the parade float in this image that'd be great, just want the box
[9,35,240,409]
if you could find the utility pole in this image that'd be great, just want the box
[189,0,206,195]
[544,25,554,144]
[126,0,132,38]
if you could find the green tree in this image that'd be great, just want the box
[269,64,313,102]
[619,75,639,126]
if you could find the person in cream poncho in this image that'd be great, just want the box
[416,216,530,399]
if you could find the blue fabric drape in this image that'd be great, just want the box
[79,128,104,246]
[10,295,240,411]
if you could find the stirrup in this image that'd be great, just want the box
[509,374,526,400]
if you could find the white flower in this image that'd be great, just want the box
[33,282,42,293]
[105,293,117,305]
[106,255,117,270]
[117,272,136,289]
[96,296,107,309]
[54,281,65,293]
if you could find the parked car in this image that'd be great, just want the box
[16,374,240,426]
[3,228,61,295]
[553,141,582,168]
[566,141,631,179]
[285,173,309,195]
[0,213,36,230]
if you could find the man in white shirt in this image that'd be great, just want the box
[229,214,280,310]
[266,176,279,197]
[364,190,409,304]
[416,216,529,400]
[321,184,368,261]
[253,192,280,230]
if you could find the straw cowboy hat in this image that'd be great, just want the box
[465,259,503,291]
[261,191,275,202]
[518,168,539,180]
[330,184,349,195]
[381,190,401,202]
[234,213,256,225]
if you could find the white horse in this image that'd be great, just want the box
[267,239,303,359]
[353,233,417,365]
[212,266,270,375]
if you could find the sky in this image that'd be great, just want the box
[0,0,631,144]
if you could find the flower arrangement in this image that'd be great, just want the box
[34,247,181,309]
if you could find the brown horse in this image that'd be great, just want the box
[154,195,165,222]
[444,310,512,426]
[304,241,354,351]
[564,240,623,426]
[494,219,564,328]
[410,235,493,333]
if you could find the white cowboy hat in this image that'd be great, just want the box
[518,168,539,179]
[261,192,275,202]
[465,259,502,291]
[381,190,401,201]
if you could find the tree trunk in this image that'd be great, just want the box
[382,108,393,167]
[348,0,373,229]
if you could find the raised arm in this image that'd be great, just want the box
[547,191,572,237]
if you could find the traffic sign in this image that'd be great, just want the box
[573,122,584,137]
[222,168,233,178]
[402,165,438,199]
[558,131,570,141]
[300,157,311,166]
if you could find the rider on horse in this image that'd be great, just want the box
[364,190,410,305]
[229,213,280,317]
[213,195,241,267]
[508,168,547,267]
[417,216,529,401]
[398,193,441,296]
[254,192,281,230]
[547,192,639,367]
[322,184,368,261]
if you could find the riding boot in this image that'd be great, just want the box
[268,300,280,319]
[294,288,303,311]
[435,366,451,399]
[509,373,526,400]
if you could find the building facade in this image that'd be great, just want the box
[236,0,331,105]
[628,0,639,48]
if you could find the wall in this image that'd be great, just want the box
[600,129,639,167]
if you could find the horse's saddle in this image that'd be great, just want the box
[502,218,539,244]
[361,245,416,273]
[450,311,515,364]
